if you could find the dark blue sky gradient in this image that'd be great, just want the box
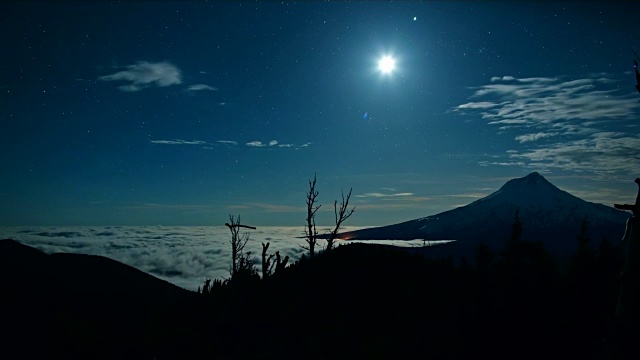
[2,1,639,226]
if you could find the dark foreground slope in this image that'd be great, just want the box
[202,240,629,360]
[1,236,633,359]
[0,239,207,359]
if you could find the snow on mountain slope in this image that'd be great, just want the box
[340,172,630,255]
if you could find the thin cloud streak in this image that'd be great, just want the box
[246,140,285,147]
[356,192,414,198]
[509,134,640,175]
[515,132,558,143]
[150,139,206,145]
[186,84,218,91]
[150,139,304,150]
[246,141,267,147]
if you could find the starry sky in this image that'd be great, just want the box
[2,1,640,227]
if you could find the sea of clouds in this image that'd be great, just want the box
[0,226,433,291]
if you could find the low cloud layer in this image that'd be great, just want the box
[1,226,424,291]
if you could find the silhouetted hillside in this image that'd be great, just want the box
[200,237,627,360]
[0,238,203,359]
[1,231,631,359]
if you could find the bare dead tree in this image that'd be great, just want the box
[274,251,289,273]
[261,242,289,279]
[325,188,356,252]
[261,242,276,279]
[225,215,255,278]
[303,173,321,258]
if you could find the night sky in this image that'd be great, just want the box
[2,1,640,226]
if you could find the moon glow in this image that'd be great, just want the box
[378,55,396,74]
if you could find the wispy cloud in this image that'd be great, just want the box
[508,134,640,176]
[356,192,414,198]
[353,189,433,213]
[478,161,526,167]
[443,193,488,199]
[98,61,181,92]
[246,140,280,147]
[455,101,501,110]
[151,138,305,151]
[490,75,557,83]
[186,84,218,91]
[150,139,206,145]
[454,73,640,177]
[515,132,558,143]
[458,76,638,126]
[296,142,312,149]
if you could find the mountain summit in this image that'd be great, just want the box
[341,172,629,255]
[486,171,558,203]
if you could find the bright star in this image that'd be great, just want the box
[378,55,396,74]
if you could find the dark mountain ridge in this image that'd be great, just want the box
[0,238,201,359]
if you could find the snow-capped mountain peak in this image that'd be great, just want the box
[340,172,630,256]
[479,172,567,208]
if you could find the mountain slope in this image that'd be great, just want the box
[0,238,201,358]
[0,238,194,305]
[340,172,630,255]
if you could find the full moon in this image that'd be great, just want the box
[378,55,396,74]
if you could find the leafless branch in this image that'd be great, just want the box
[275,251,289,272]
[261,242,276,279]
[226,214,254,277]
[326,188,355,252]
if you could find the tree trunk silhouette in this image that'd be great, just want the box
[303,173,320,258]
